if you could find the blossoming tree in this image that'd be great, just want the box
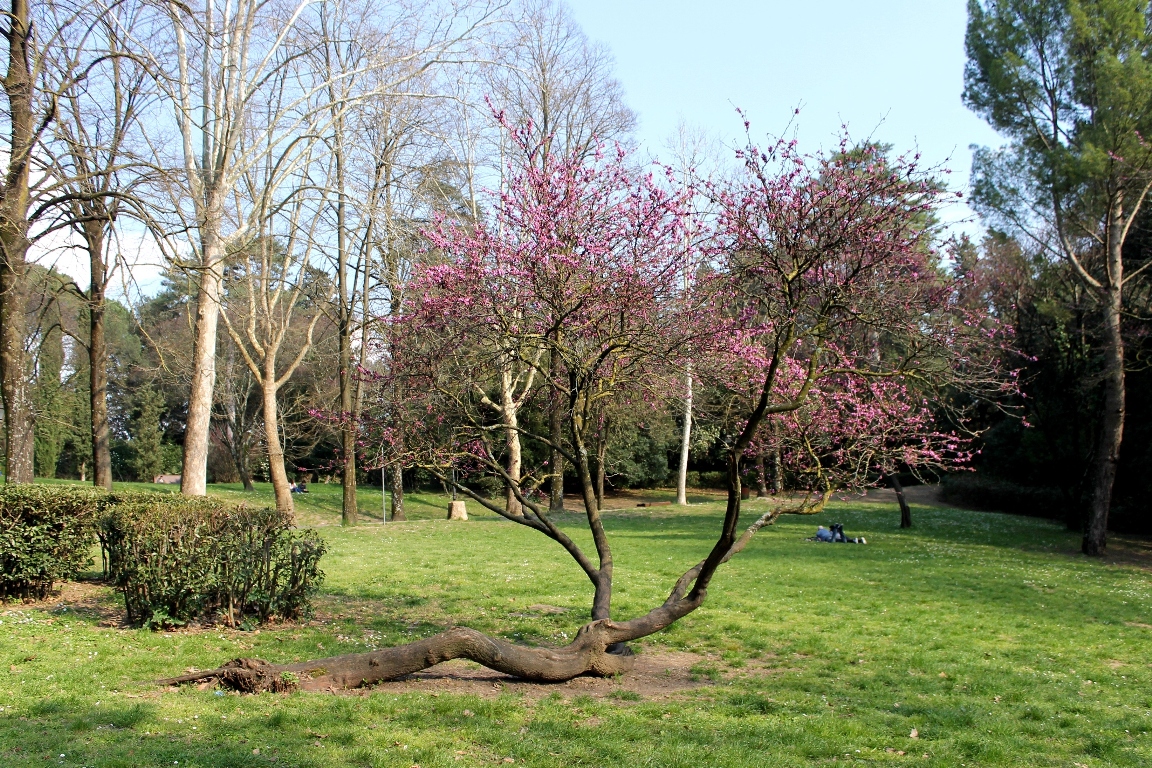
[167,125,1013,692]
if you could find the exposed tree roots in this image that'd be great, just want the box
[159,621,636,693]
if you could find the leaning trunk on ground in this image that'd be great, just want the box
[166,378,781,693]
[158,494,772,693]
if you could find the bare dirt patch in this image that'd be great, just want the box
[2,580,124,625]
[1099,535,1152,572]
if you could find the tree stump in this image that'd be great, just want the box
[447,500,468,520]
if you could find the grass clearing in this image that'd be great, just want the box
[2,484,1151,766]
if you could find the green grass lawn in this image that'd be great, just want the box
[2,487,1151,767]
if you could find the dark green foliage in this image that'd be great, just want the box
[684,470,728,489]
[0,485,104,599]
[603,424,671,488]
[940,473,1076,523]
[99,493,326,628]
[128,386,167,482]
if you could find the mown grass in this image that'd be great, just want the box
[2,486,1150,767]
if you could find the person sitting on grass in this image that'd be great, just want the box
[297,480,308,494]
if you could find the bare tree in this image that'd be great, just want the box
[314,4,450,525]
[486,0,635,512]
[488,0,634,163]
[2,0,122,483]
[44,0,153,490]
[219,143,331,512]
[135,0,501,497]
[1,0,54,483]
[212,338,261,491]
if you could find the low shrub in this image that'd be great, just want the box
[0,485,105,600]
[99,493,326,629]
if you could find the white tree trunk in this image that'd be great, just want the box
[181,233,224,496]
[676,363,692,505]
[502,368,524,516]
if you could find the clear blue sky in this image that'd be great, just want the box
[565,0,1003,229]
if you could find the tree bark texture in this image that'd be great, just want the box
[771,421,783,494]
[0,0,36,484]
[1083,208,1126,556]
[755,448,768,498]
[889,473,911,529]
[336,129,359,528]
[390,464,405,521]
[548,347,565,512]
[338,278,357,526]
[594,419,607,511]
[0,227,32,483]
[262,380,293,515]
[182,234,224,496]
[549,402,564,512]
[501,368,524,517]
[85,221,113,490]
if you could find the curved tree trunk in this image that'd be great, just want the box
[162,405,783,694]
[161,566,723,692]
[889,472,911,529]
[261,381,293,515]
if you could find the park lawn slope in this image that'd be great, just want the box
[1,494,1150,767]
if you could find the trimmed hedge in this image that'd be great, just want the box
[0,484,325,628]
[99,493,326,629]
[0,485,105,599]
